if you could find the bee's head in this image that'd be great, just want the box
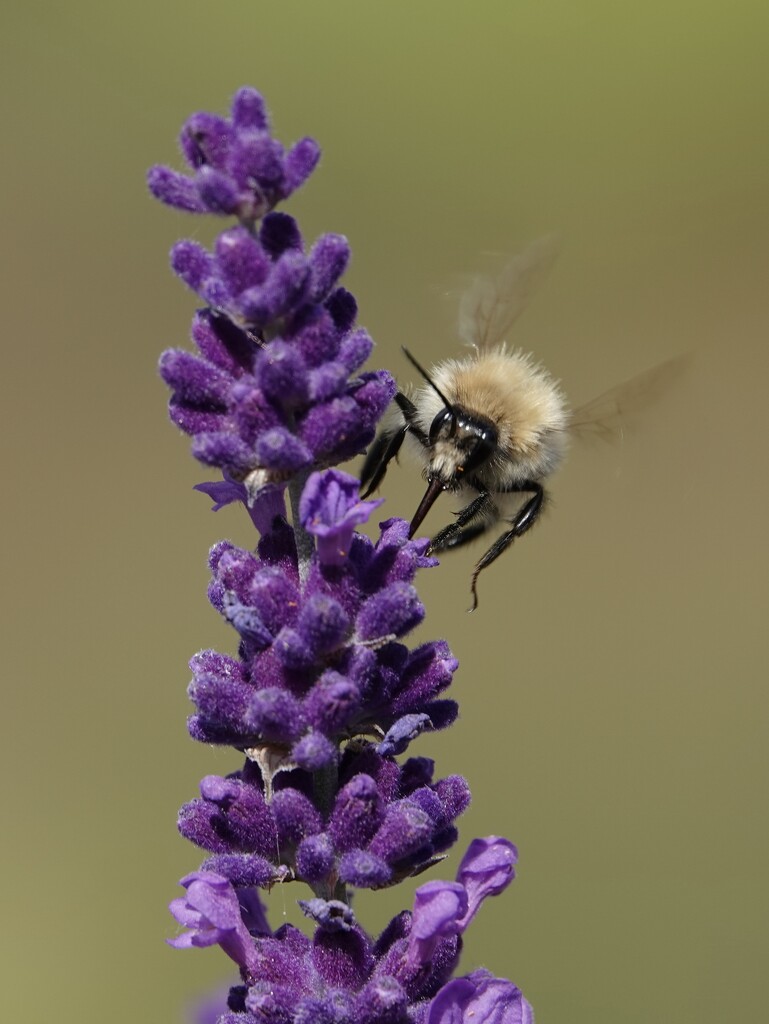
[427,405,499,481]
[401,347,500,537]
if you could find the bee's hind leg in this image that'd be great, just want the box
[469,482,544,610]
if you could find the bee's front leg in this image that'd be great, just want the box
[428,490,495,552]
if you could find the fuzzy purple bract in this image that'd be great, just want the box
[151,86,533,1023]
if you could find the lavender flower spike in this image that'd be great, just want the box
[153,85,534,1023]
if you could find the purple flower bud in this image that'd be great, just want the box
[147,165,207,212]
[246,687,305,743]
[329,774,385,852]
[284,136,321,191]
[215,227,270,294]
[304,672,361,735]
[357,582,424,640]
[255,340,308,404]
[296,832,335,883]
[202,853,276,888]
[292,730,338,771]
[254,427,313,472]
[308,234,351,303]
[368,801,434,864]
[338,328,374,372]
[170,240,214,290]
[197,166,242,215]
[271,787,323,848]
[260,211,303,256]
[338,849,392,889]
[231,87,269,130]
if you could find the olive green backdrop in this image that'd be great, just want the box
[2,2,767,1021]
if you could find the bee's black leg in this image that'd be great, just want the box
[360,424,408,498]
[361,393,429,499]
[395,393,428,446]
[429,491,494,551]
[469,482,545,610]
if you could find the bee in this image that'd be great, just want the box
[361,239,683,609]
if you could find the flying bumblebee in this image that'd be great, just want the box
[361,239,682,609]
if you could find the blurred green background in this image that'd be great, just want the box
[2,1,768,1021]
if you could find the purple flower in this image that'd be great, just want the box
[300,469,384,565]
[154,85,535,1024]
[168,871,260,977]
[426,970,534,1024]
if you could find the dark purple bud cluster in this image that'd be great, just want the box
[152,87,533,1023]
[148,87,320,220]
[179,476,466,894]
[159,280,394,488]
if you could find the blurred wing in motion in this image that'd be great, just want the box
[569,355,689,443]
[457,235,559,350]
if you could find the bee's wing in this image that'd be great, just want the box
[569,356,689,443]
[458,235,559,350]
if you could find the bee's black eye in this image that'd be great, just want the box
[429,408,455,444]
[462,426,499,472]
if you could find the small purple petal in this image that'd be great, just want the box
[168,871,258,976]
[194,479,249,511]
[455,836,518,931]
[377,714,432,757]
[407,881,467,968]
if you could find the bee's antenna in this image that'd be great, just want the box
[401,347,453,409]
